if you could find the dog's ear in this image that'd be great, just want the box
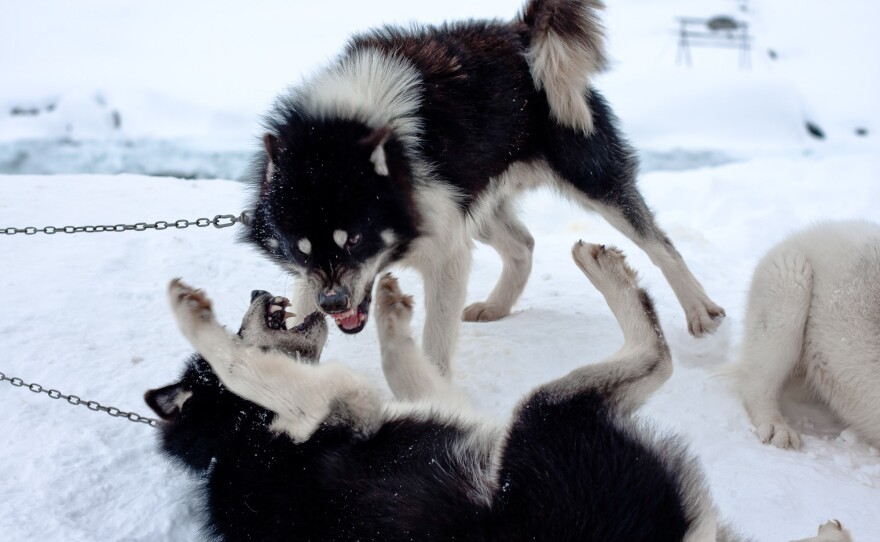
[145,383,193,421]
[360,125,392,177]
[263,133,285,164]
[261,133,286,196]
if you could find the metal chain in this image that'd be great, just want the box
[2,212,250,236]
[0,371,159,428]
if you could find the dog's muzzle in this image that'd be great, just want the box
[318,287,351,314]
[318,284,372,334]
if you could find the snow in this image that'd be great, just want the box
[1,0,879,540]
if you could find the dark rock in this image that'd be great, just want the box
[805,121,825,140]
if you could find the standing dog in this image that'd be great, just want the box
[737,220,880,449]
[148,244,848,541]
[243,0,725,376]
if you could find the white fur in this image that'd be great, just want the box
[370,142,390,176]
[265,160,275,184]
[380,229,397,246]
[299,48,423,151]
[169,281,382,442]
[737,220,880,449]
[526,0,606,134]
[399,182,473,377]
[791,520,854,542]
[297,238,312,255]
[333,229,348,249]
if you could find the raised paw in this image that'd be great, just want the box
[757,421,802,450]
[375,273,414,337]
[266,296,293,330]
[791,519,852,542]
[686,301,726,337]
[168,278,217,333]
[463,301,510,322]
[572,241,638,294]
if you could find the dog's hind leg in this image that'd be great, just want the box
[495,243,719,541]
[738,250,813,449]
[464,200,535,322]
[375,273,463,405]
[168,279,382,442]
[543,112,725,337]
[538,242,672,414]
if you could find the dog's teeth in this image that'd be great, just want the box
[359,314,365,322]
[269,305,283,314]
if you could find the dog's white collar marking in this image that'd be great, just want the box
[298,238,312,255]
[334,230,348,248]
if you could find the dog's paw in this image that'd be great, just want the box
[685,300,726,337]
[572,241,637,292]
[462,301,510,322]
[816,520,852,542]
[375,273,414,336]
[757,421,801,449]
[168,279,216,332]
[791,519,853,542]
[266,296,293,330]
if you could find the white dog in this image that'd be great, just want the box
[737,220,880,450]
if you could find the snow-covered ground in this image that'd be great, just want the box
[2,0,879,540]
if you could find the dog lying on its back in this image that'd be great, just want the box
[147,244,847,541]
[243,0,724,379]
[737,220,880,450]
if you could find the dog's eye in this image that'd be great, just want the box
[346,233,362,248]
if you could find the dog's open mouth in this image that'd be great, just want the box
[290,311,324,333]
[264,295,324,334]
[333,295,371,334]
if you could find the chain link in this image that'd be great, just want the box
[0,371,159,428]
[2,212,250,236]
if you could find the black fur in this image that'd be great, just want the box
[240,4,655,327]
[148,358,704,541]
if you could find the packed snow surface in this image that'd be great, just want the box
[1,153,878,541]
[2,0,879,540]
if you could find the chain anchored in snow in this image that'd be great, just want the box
[0,371,159,428]
[2,211,251,236]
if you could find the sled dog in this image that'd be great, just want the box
[146,243,846,541]
[242,0,724,377]
[737,220,880,450]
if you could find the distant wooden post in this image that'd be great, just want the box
[675,16,751,69]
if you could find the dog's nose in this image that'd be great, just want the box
[251,290,270,302]
[318,288,351,314]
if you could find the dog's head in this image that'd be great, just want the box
[244,118,418,334]
[145,289,327,472]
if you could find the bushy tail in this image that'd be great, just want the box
[520,0,608,134]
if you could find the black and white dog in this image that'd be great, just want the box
[243,0,725,376]
[146,244,847,542]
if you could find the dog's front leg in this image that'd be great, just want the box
[418,237,471,379]
[375,273,466,406]
[169,279,382,442]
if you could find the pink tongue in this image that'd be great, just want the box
[338,312,361,330]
